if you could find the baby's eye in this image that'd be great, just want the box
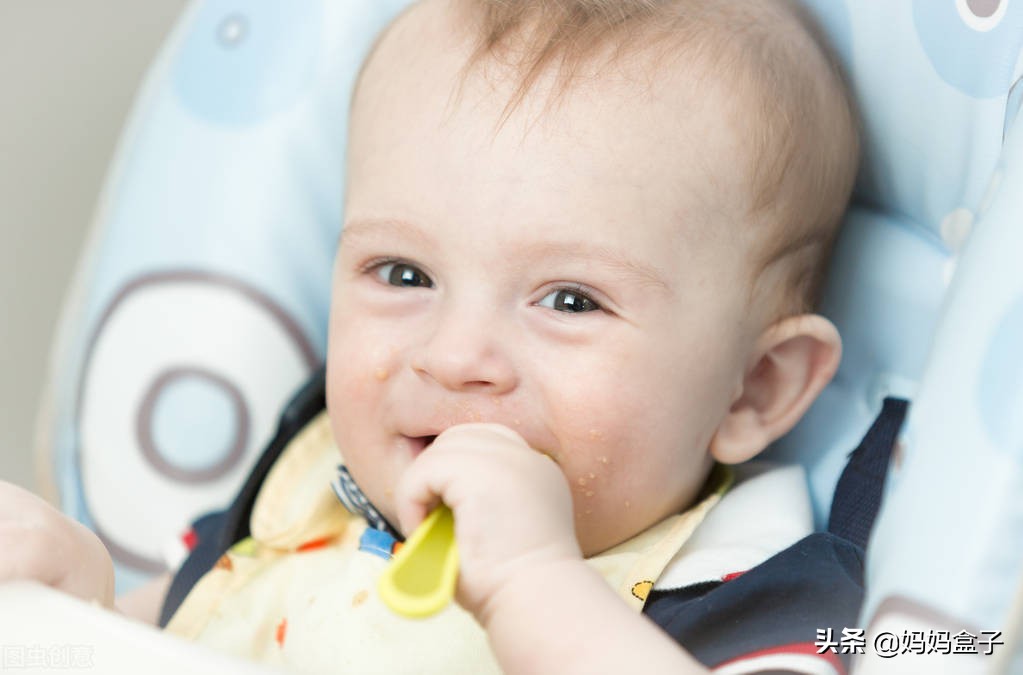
[375,261,433,288]
[538,288,601,313]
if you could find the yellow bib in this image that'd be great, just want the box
[166,413,730,674]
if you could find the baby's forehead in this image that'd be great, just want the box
[356,1,756,197]
[368,1,773,171]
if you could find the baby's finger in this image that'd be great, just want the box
[433,423,529,448]
[0,482,66,586]
[0,520,60,585]
[392,433,497,537]
[392,446,456,537]
[57,518,116,605]
[0,481,114,606]
[0,480,60,522]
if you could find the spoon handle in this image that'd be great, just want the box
[378,505,459,618]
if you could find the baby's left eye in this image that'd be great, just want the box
[538,288,601,313]
[374,261,433,288]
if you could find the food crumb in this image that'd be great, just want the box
[577,477,587,486]
[585,491,594,498]
[352,590,369,607]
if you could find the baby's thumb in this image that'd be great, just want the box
[392,457,447,540]
[60,518,116,608]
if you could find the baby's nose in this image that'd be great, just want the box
[410,306,518,394]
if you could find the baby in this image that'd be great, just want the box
[0,0,859,672]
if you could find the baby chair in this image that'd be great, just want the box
[34,0,1023,671]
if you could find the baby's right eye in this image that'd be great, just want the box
[374,261,434,288]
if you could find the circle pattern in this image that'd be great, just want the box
[137,367,250,483]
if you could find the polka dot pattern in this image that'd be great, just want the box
[913,0,1023,98]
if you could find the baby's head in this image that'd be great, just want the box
[328,0,858,555]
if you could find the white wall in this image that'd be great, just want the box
[0,1,186,490]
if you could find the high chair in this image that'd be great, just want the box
[31,0,1023,671]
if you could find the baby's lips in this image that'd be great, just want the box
[401,421,557,461]
[403,434,438,456]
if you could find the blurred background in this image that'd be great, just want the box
[0,1,185,490]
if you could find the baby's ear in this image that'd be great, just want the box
[710,314,841,464]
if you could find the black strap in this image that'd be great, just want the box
[219,368,328,546]
[158,367,328,627]
[827,396,909,549]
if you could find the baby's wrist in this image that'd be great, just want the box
[477,556,660,675]
[476,553,590,630]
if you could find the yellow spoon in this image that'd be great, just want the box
[378,505,459,618]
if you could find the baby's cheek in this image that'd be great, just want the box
[555,422,660,554]
[328,367,371,409]
[326,356,392,459]
[332,341,398,392]
[555,431,632,539]
[565,438,613,516]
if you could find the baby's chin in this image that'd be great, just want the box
[573,509,638,557]
[577,491,703,557]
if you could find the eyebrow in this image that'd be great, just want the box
[340,217,671,292]
[340,218,434,248]
[517,240,671,292]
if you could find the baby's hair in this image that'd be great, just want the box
[454,0,860,317]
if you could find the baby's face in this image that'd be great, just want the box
[328,1,763,555]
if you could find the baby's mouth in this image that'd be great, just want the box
[407,435,438,455]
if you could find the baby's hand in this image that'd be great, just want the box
[394,423,580,622]
[0,480,114,608]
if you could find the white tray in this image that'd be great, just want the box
[0,581,279,674]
